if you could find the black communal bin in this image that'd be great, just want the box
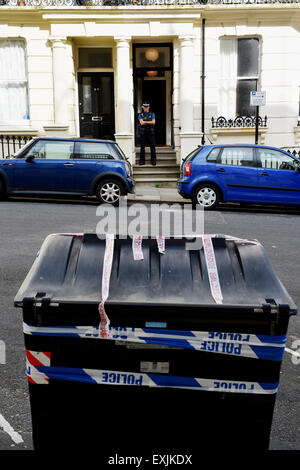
[15,233,296,452]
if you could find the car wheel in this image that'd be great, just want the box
[95,179,124,206]
[192,183,220,210]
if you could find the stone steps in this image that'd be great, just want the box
[134,147,180,188]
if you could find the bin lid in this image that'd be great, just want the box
[14,233,297,313]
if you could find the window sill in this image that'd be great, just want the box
[210,127,268,144]
[0,128,39,135]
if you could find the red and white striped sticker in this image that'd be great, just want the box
[132,235,143,261]
[202,235,223,304]
[25,349,50,384]
[99,234,115,338]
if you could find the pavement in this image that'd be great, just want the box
[128,185,185,203]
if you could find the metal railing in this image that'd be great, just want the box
[1,0,300,6]
[281,147,300,159]
[0,135,33,159]
[211,115,268,128]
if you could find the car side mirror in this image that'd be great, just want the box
[25,155,35,163]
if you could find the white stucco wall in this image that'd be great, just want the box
[1,5,300,160]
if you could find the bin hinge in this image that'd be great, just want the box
[22,295,53,326]
[262,303,277,319]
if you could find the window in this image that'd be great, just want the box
[0,39,29,127]
[78,48,112,68]
[135,46,171,69]
[26,140,74,160]
[74,141,118,160]
[184,147,202,163]
[220,147,255,167]
[219,38,259,118]
[258,149,299,171]
[207,148,220,163]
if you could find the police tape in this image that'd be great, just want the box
[132,235,166,260]
[23,323,286,361]
[24,355,279,394]
[202,235,223,304]
[202,234,261,246]
[98,233,115,338]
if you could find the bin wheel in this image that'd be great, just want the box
[95,178,124,206]
[192,183,220,209]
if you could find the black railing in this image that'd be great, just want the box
[0,135,33,159]
[1,0,300,6]
[211,115,268,129]
[281,147,300,159]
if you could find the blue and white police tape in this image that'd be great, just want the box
[26,363,279,394]
[23,323,286,361]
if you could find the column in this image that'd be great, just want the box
[179,36,194,134]
[178,35,201,161]
[45,37,69,135]
[114,37,134,163]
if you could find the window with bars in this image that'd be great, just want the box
[0,39,29,127]
[219,37,260,118]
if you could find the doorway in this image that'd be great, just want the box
[142,80,166,145]
[133,43,173,148]
[78,72,115,140]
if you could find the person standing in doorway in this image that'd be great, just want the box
[138,101,157,166]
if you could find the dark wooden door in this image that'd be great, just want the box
[78,72,115,140]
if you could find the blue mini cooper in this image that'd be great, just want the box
[178,144,300,209]
[0,137,135,205]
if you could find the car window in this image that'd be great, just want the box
[183,147,201,163]
[14,139,35,158]
[115,144,127,161]
[24,140,74,160]
[206,147,221,163]
[258,148,299,171]
[74,141,118,160]
[220,147,255,167]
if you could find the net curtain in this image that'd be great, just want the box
[0,39,29,126]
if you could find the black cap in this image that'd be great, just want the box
[142,101,150,107]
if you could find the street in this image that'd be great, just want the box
[0,196,299,452]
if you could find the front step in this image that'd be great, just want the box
[134,147,179,188]
[134,177,179,188]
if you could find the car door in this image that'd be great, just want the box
[215,146,259,202]
[14,139,76,192]
[73,141,117,191]
[256,148,300,204]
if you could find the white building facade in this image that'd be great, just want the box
[1,1,300,163]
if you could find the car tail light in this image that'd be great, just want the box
[184,162,192,176]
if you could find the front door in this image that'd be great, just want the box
[78,72,115,140]
[142,80,166,146]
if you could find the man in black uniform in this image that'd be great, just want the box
[138,101,156,166]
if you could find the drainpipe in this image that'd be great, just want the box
[201,18,206,145]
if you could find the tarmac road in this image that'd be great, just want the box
[0,196,299,453]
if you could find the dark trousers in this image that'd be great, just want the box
[139,127,156,164]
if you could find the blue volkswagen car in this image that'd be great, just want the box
[178,144,300,209]
[0,137,135,205]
